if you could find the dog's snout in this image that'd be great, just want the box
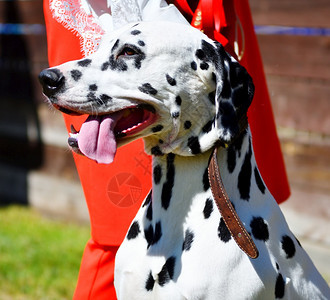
[38,68,64,98]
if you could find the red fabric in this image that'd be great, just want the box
[72,240,118,300]
[43,0,290,298]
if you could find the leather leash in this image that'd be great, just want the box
[208,146,259,259]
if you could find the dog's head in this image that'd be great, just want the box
[39,22,254,163]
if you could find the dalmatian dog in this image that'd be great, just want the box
[39,22,329,299]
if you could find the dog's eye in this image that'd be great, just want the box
[118,47,137,58]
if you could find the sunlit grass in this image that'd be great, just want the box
[0,206,90,299]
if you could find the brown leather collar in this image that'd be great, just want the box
[208,146,259,259]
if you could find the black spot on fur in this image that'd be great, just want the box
[161,153,175,210]
[184,120,191,130]
[238,139,252,200]
[87,92,97,102]
[195,49,205,60]
[89,84,97,91]
[175,95,182,106]
[100,94,112,103]
[202,119,214,133]
[131,29,141,35]
[138,40,145,46]
[196,40,219,74]
[146,202,152,221]
[227,146,236,173]
[250,216,269,241]
[201,39,217,61]
[212,72,216,83]
[109,54,128,71]
[218,101,238,138]
[254,167,266,194]
[87,92,108,106]
[200,62,209,70]
[145,271,155,291]
[187,136,201,154]
[129,47,146,69]
[151,125,163,133]
[203,168,210,191]
[71,69,82,81]
[151,146,163,156]
[153,165,162,185]
[142,192,152,207]
[134,59,142,69]
[127,221,140,240]
[101,61,110,71]
[182,229,194,251]
[166,74,176,86]
[229,61,244,86]
[158,256,176,286]
[230,63,254,111]
[111,39,120,52]
[208,91,216,105]
[191,61,197,70]
[144,225,153,246]
[275,273,285,298]
[172,112,180,118]
[154,221,162,245]
[281,235,296,259]
[232,130,246,157]
[203,198,213,219]
[220,73,231,99]
[96,98,106,106]
[139,83,158,95]
[218,218,231,242]
[78,59,92,67]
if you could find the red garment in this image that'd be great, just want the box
[43,1,290,299]
[72,241,118,299]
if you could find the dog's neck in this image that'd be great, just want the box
[148,129,262,251]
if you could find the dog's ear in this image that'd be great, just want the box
[211,42,254,145]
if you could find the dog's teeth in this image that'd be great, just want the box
[70,124,78,133]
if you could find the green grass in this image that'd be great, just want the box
[0,206,90,300]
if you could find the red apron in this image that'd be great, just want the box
[43,1,290,298]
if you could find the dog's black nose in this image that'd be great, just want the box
[38,68,64,97]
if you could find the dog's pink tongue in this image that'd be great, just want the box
[78,112,123,164]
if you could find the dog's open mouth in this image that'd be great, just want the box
[65,104,157,164]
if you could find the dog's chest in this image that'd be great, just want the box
[116,189,241,299]
[114,151,269,299]
[115,188,271,299]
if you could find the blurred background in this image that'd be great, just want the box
[0,0,329,298]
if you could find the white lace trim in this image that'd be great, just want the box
[49,0,105,56]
